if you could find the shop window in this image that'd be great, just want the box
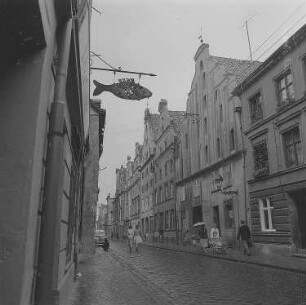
[253,140,269,178]
[276,69,295,106]
[224,200,234,229]
[249,92,263,124]
[259,198,275,232]
[283,127,302,167]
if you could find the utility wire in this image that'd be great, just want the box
[221,2,306,89]
[252,2,306,57]
[256,14,306,61]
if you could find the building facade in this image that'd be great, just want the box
[83,100,106,254]
[140,109,159,240]
[233,24,306,256]
[177,43,260,247]
[153,100,184,243]
[0,1,94,304]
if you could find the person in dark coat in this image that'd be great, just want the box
[102,238,109,251]
[237,220,251,256]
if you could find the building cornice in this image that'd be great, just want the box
[176,149,245,186]
[244,96,306,136]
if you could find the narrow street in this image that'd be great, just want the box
[72,241,306,305]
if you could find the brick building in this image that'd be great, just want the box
[177,43,260,247]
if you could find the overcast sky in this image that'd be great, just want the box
[92,0,306,204]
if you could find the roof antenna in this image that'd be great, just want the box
[241,12,257,60]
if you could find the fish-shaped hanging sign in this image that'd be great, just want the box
[93,78,152,100]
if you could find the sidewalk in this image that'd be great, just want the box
[140,240,306,274]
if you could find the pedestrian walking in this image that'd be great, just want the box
[237,220,252,256]
[134,224,143,255]
[127,225,134,254]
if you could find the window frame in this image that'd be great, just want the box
[259,198,276,232]
[252,140,269,178]
[224,199,235,229]
[282,126,302,168]
[248,91,263,124]
[275,68,295,107]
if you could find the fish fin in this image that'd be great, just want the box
[93,80,106,96]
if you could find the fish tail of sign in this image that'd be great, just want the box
[93,80,106,96]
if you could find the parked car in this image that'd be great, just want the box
[94,229,107,247]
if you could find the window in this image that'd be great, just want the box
[170,181,174,198]
[205,145,208,164]
[259,198,275,232]
[185,134,189,149]
[164,183,169,200]
[159,186,163,202]
[204,117,207,134]
[154,190,158,205]
[200,60,203,70]
[165,211,169,229]
[229,128,235,151]
[219,104,223,123]
[170,159,173,172]
[283,127,302,167]
[194,180,200,198]
[203,95,207,109]
[224,200,234,229]
[253,141,269,178]
[249,92,263,123]
[181,187,186,201]
[276,70,295,105]
[216,138,221,159]
[202,72,206,87]
[214,89,219,103]
[159,168,162,180]
[170,210,175,229]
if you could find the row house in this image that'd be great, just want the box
[233,23,306,256]
[130,143,143,229]
[153,100,184,242]
[140,109,159,240]
[114,165,127,238]
[177,43,260,247]
[105,194,115,237]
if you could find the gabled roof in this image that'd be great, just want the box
[169,111,185,135]
[212,56,261,83]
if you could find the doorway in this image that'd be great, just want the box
[192,206,202,224]
[213,206,220,234]
[289,190,306,249]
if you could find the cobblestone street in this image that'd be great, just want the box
[72,241,306,305]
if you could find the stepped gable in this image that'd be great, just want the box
[169,110,185,135]
[212,56,261,83]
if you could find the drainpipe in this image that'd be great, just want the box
[35,19,73,305]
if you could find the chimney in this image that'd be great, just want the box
[144,108,150,122]
[158,99,168,113]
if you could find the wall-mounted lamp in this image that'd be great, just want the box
[214,174,238,195]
